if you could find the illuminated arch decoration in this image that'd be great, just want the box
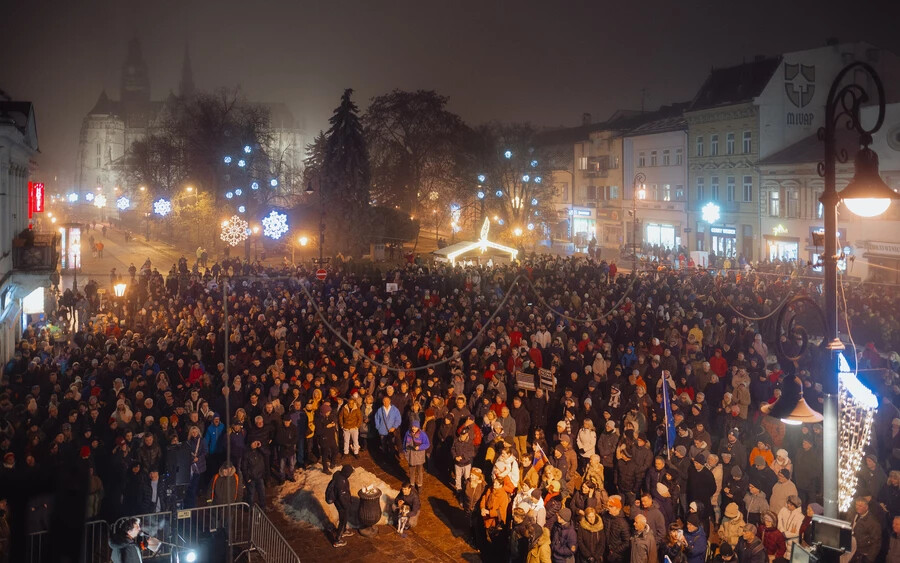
[837,351,877,511]
[443,217,518,266]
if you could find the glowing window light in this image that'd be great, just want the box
[85,192,95,202]
[477,191,485,199]
[243,145,252,154]
[67,193,79,202]
[153,198,172,216]
[224,156,232,164]
[235,188,243,196]
[477,174,486,183]
[225,191,234,199]
[503,150,513,159]
[270,179,278,187]
[251,181,260,190]
[837,351,877,512]
[262,210,289,239]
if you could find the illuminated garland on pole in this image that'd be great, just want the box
[837,352,877,511]
[220,215,250,246]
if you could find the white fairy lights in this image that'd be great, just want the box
[261,210,289,239]
[837,352,877,512]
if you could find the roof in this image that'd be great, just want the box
[0,100,38,150]
[688,57,782,112]
[758,130,857,167]
[536,103,689,147]
[626,113,689,137]
[89,90,120,115]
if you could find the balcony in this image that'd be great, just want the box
[12,232,60,272]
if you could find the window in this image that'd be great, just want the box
[586,185,598,200]
[710,135,719,156]
[675,148,683,165]
[675,185,685,200]
[608,185,620,200]
[711,177,720,200]
[662,184,672,201]
[787,189,799,218]
[662,150,670,166]
[726,133,735,155]
[743,131,752,154]
[95,142,101,167]
[650,151,658,166]
[742,176,753,202]
[696,136,704,157]
[649,184,659,200]
[726,176,735,202]
[558,183,569,201]
[638,152,646,167]
[768,190,780,217]
[696,177,705,201]
[815,190,824,218]
[578,156,588,170]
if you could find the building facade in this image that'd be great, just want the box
[0,96,57,363]
[759,103,900,282]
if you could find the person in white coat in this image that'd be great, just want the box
[577,418,598,473]
[777,495,805,552]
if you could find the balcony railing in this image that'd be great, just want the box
[12,232,60,272]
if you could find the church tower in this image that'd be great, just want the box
[179,43,196,98]
[120,37,151,104]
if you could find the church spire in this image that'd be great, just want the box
[120,37,151,104]
[179,42,196,98]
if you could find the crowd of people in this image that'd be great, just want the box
[2,251,900,562]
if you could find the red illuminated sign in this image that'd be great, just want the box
[28,182,45,218]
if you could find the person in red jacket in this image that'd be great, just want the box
[709,348,729,379]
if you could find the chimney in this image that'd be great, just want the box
[826,37,840,46]
[582,113,592,125]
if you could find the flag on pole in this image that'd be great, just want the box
[661,370,676,453]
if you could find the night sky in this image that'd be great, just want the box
[4,0,899,187]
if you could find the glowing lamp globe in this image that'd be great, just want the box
[840,147,899,217]
[270,179,279,188]
[113,283,127,298]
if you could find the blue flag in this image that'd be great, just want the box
[661,370,676,453]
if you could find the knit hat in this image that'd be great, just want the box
[779,468,791,479]
[607,495,623,510]
[675,445,687,456]
[809,503,824,515]
[787,495,802,508]
[720,543,734,558]
[548,480,561,493]
[731,466,743,479]
[410,419,420,429]
[693,453,707,464]
[558,507,572,523]
[724,502,739,518]
[687,514,701,527]
[754,456,766,467]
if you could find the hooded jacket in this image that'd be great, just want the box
[577,514,606,562]
[331,465,354,509]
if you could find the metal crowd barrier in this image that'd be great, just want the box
[114,502,251,559]
[249,504,301,563]
[27,520,110,563]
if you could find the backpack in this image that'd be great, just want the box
[325,478,336,504]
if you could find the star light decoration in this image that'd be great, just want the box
[837,352,877,511]
[153,198,172,216]
[220,215,251,246]
[261,210,289,239]
[701,202,721,224]
[116,196,130,210]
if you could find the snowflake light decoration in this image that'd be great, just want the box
[701,202,721,224]
[153,198,172,216]
[67,193,79,202]
[220,215,250,246]
[116,196,130,210]
[93,195,107,208]
[262,210,289,239]
[85,192,95,202]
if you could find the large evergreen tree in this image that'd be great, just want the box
[322,89,371,254]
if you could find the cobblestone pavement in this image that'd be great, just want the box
[265,450,483,563]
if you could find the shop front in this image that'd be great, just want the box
[860,240,900,283]
[764,235,800,261]
[710,225,737,258]
[644,223,678,250]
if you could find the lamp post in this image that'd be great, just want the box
[113,282,127,320]
[632,172,646,272]
[812,62,899,520]
[305,179,325,264]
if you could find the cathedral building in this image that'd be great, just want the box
[75,38,305,201]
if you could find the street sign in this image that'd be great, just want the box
[316,269,327,281]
